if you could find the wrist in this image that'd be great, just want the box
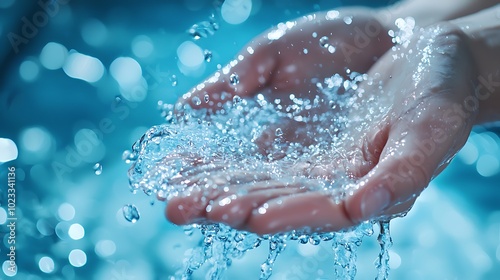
[450,5,500,124]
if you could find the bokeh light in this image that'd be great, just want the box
[19,127,53,164]
[132,35,154,58]
[221,0,253,25]
[95,240,117,258]
[63,51,105,83]
[476,155,500,177]
[81,19,108,46]
[110,57,143,88]
[40,42,68,70]
[19,59,40,82]
[0,208,7,225]
[2,260,16,277]
[39,256,55,274]
[177,41,204,68]
[58,203,76,221]
[0,138,18,163]
[68,223,85,240]
[68,249,87,268]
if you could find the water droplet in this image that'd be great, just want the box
[170,75,178,86]
[183,225,195,236]
[303,48,308,54]
[204,50,213,62]
[328,45,336,54]
[229,73,239,85]
[204,93,210,103]
[93,163,102,175]
[343,16,353,25]
[232,95,242,104]
[187,14,219,40]
[309,235,321,245]
[192,96,202,106]
[122,204,140,223]
[319,36,329,48]
[275,128,283,137]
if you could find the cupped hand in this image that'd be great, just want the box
[166,23,478,234]
[179,8,392,110]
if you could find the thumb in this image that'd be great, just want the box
[344,104,471,223]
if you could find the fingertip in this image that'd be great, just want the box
[165,196,206,225]
[344,183,392,224]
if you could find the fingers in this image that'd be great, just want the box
[206,181,307,229]
[165,179,307,228]
[246,192,354,235]
[180,37,277,110]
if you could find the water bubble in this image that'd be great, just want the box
[229,73,239,85]
[93,163,102,175]
[204,50,213,62]
[319,36,329,48]
[275,128,283,137]
[122,204,140,223]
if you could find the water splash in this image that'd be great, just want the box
[127,71,394,278]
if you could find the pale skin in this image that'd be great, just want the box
[165,1,500,234]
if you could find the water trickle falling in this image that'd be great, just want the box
[93,163,102,175]
[122,204,140,223]
[260,235,286,280]
[229,73,239,85]
[375,221,392,280]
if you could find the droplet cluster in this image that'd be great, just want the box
[126,71,393,278]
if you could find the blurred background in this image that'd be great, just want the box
[1,0,500,279]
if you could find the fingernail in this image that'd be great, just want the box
[361,188,391,219]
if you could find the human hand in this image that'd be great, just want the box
[165,22,478,235]
[179,8,392,110]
